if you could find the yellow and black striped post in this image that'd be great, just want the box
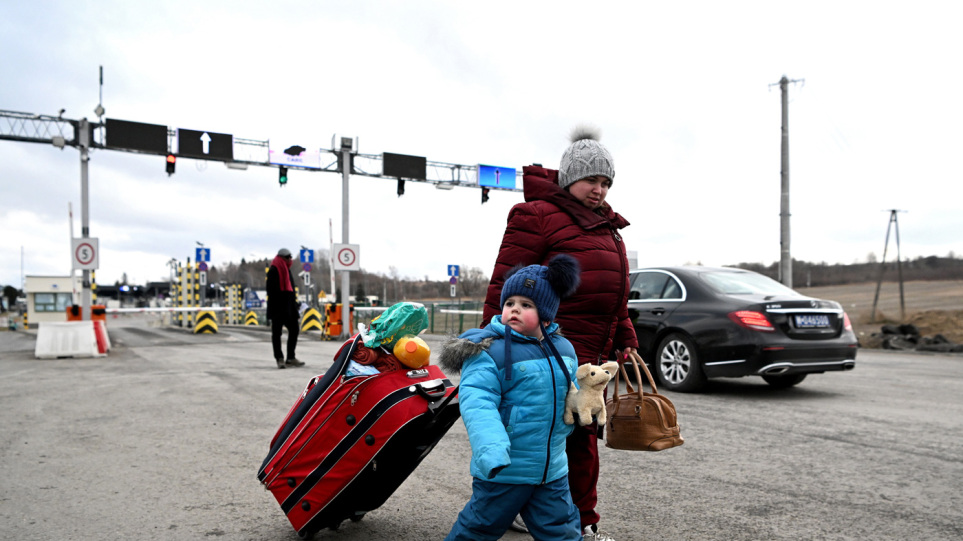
[193,310,219,334]
[300,307,323,332]
[227,284,243,325]
[244,311,259,326]
[177,260,187,327]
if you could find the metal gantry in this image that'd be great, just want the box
[1,108,523,333]
[0,109,77,145]
[0,109,519,190]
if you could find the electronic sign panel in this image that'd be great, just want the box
[383,152,427,180]
[105,118,168,154]
[478,164,516,189]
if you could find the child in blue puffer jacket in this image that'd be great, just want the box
[439,255,583,541]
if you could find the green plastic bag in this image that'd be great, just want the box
[364,302,429,348]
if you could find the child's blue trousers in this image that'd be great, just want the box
[444,475,582,541]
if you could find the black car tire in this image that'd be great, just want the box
[656,333,707,392]
[761,373,807,388]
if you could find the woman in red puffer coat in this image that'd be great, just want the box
[482,126,638,539]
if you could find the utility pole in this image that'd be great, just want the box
[871,209,907,322]
[329,218,336,302]
[774,75,804,287]
[340,137,353,338]
[79,117,92,320]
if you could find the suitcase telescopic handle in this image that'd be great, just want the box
[413,379,447,402]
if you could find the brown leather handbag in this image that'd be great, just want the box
[605,352,684,451]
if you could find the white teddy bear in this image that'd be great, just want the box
[564,361,619,426]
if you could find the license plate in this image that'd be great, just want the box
[795,314,830,328]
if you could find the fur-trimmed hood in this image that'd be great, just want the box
[438,333,496,375]
[437,318,563,375]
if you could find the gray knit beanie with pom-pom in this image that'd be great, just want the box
[557,125,615,190]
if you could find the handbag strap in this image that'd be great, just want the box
[615,351,660,400]
[632,351,660,393]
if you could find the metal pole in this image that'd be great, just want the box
[79,118,92,320]
[779,76,792,288]
[340,143,351,338]
[69,203,77,304]
[894,212,905,320]
[870,211,894,323]
[329,218,336,301]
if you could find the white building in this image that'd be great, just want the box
[24,275,80,324]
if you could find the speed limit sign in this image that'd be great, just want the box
[71,237,100,270]
[333,243,360,271]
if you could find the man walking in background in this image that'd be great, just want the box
[267,248,304,369]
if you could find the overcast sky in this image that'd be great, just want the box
[2,1,961,290]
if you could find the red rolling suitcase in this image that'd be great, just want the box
[258,335,460,539]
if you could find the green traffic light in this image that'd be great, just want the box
[279,166,288,186]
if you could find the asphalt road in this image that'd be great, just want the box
[1,319,961,540]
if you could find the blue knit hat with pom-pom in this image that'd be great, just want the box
[500,254,581,323]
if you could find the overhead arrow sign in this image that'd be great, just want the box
[478,164,516,189]
[177,128,233,161]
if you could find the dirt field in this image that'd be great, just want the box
[800,280,963,345]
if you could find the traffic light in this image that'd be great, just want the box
[397,178,405,197]
[166,154,176,176]
[279,166,288,187]
[481,187,490,204]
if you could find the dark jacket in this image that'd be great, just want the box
[482,165,638,365]
[266,265,297,321]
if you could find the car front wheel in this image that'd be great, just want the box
[656,333,706,392]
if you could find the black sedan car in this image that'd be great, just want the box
[628,266,857,392]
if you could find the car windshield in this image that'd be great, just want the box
[699,270,800,297]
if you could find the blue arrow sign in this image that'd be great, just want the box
[196,247,210,262]
[448,265,460,277]
[478,164,516,189]
[300,249,314,263]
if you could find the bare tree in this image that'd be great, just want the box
[459,266,490,300]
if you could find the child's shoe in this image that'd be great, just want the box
[583,523,615,541]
